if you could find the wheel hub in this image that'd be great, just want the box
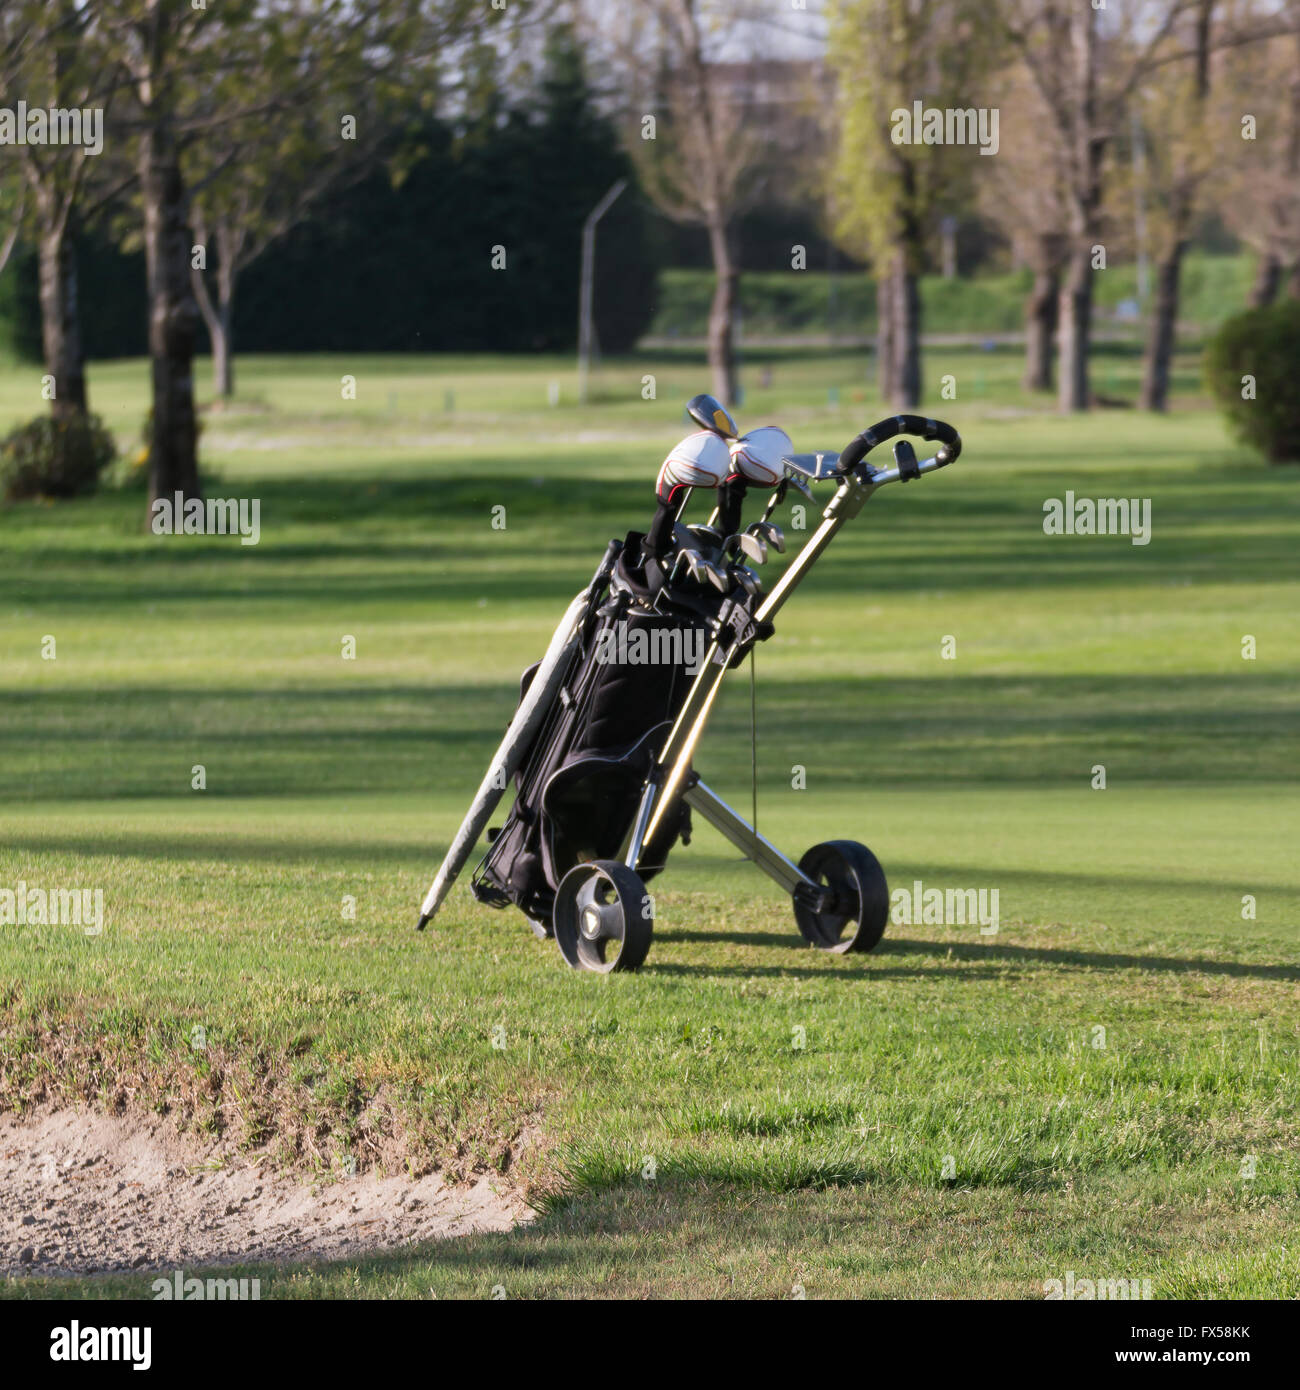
[553,860,654,974]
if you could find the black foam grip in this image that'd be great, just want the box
[837,415,962,471]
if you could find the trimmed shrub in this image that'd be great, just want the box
[1204,299,1300,463]
[0,410,117,501]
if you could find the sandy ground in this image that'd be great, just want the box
[0,1108,531,1278]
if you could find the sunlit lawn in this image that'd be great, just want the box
[1,344,1297,1297]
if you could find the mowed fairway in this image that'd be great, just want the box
[1,349,1297,1298]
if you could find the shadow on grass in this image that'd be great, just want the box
[1,666,1297,806]
[5,463,1300,609]
[653,931,1300,983]
[0,828,432,867]
[875,935,1300,981]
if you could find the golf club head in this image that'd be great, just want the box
[723,532,767,565]
[784,472,814,502]
[746,520,785,553]
[656,430,732,507]
[686,394,738,439]
[729,426,793,487]
[683,550,730,593]
[782,451,841,483]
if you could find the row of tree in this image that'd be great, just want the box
[829,0,1300,411]
[4,0,1300,516]
[1,0,483,507]
[4,33,657,365]
[590,0,1300,413]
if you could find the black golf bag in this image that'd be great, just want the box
[470,534,711,926]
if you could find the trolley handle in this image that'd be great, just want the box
[837,415,962,475]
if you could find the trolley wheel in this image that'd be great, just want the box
[793,840,889,954]
[553,860,653,973]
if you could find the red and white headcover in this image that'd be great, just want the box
[729,426,793,487]
[657,430,732,500]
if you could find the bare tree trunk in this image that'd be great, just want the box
[191,256,235,399]
[1057,5,1102,413]
[1058,245,1093,412]
[1247,253,1280,308]
[1141,3,1209,414]
[214,299,234,398]
[1285,23,1300,303]
[875,269,896,403]
[37,223,87,419]
[1139,242,1185,412]
[0,195,24,277]
[706,217,738,406]
[892,253,921,409]
[940,216,957,279]
[1023,266,1059,392]
[141,116,201,505]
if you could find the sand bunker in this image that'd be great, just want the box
[0,1107,530,1278]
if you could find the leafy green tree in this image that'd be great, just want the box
[93,0,480,509]
[0,0,129,420]
[829,0,1000,408]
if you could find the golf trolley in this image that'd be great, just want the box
[417,400,963,972]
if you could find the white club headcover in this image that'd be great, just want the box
[729,426,794,488]
[657,430,733,501]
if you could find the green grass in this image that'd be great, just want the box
[1,346,1298,1299]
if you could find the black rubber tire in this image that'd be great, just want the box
[553,860,653,973]
[792,840,889,954]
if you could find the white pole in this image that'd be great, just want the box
[578,178,628,406]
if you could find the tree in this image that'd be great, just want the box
[1000,0,1198,411]
[1137,1,1215,412]
[525,25,658,355]
[1213,0,1300,307]
[829,0,998,408]
[0,182,24,278]
[185,114,390,401]
[182,7,431,400]
[0,0,128,421]
[976,62,1070,392]
[93,0,479,509]
[592,0,766,406]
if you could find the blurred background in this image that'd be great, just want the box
[1,0,1298,502]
